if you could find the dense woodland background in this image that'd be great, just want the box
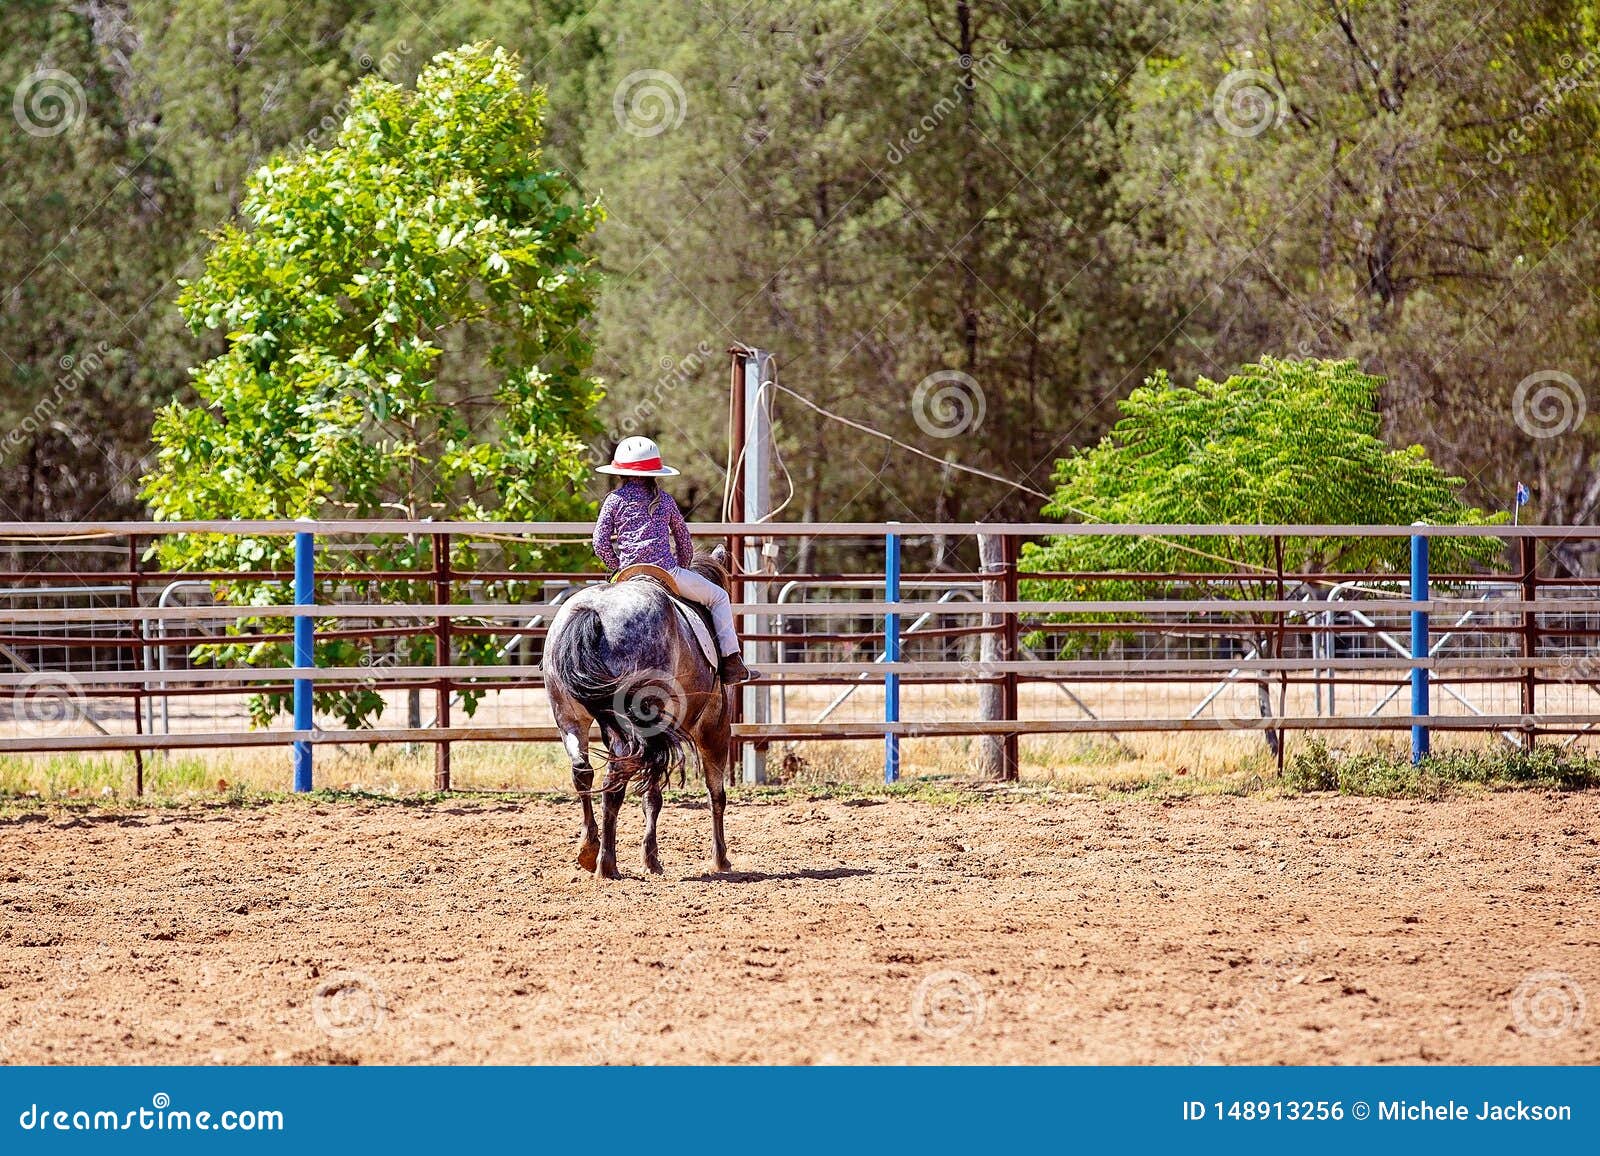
[4,0,1600,546]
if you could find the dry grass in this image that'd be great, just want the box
[0,725,1544,807]
[2,674,1587,803]
[0,741,573,802]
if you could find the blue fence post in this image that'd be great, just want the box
[884,525,901,784]
[1410,524,1430,763]
[292,526,316,792]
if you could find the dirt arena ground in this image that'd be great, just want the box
[1,789,1596,1064]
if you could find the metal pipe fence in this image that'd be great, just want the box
[2,521,1599,790]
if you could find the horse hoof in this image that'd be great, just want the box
[644,857,665,875]
[596,860,622,881]
[712,858,734,874]
[576,841,599,872]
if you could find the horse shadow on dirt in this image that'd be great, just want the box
[684,866,874,884]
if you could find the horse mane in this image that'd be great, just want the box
[688,547,731,592]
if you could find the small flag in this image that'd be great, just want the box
[1516,483,1531,507]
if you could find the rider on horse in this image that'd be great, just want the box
[593,436,757,685]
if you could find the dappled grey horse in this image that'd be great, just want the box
[542,547,735,880]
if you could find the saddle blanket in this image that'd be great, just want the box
[669,598,719,671]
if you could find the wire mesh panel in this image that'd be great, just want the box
[1,521,1598,789]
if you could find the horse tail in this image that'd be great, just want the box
[544,603,686,793]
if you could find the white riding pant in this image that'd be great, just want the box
[669,566,740,656]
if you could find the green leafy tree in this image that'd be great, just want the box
[1022,357,1505,751]
[1113,0,1600,532]
[142,41,604,728]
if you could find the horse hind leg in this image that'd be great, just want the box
[699,724,734,873]
[563,727,600,873]
[596,775,627,881]
[640,770,665,875]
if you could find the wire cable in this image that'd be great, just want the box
[757,365,795,522]
[765,381,1272,575]
[768,381,1051,501]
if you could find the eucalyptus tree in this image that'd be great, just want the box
[1113,0,1600,538]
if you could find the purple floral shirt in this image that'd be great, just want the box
[592,481,693,572]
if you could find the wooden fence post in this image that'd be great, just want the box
[126,534,145,796]
[727,349,746,780]
[1274,534,1287,774]
[433,531,452,791]
[1000,533,1020,780]
[977,534,1006,780]
[1520,536,1539,751]
[883,526,900,783]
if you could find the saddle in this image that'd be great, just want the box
[614,564,720,671]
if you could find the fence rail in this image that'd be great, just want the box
[2,520,1598,790]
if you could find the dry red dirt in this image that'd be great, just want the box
[1,790,1596,1064]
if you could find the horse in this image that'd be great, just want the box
[541,546,736,880]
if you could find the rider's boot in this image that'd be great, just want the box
[718,652,758,684]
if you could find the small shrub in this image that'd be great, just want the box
[1285,739,1339,792]
[1423,746,1600,790]
[1287,739,1600,797]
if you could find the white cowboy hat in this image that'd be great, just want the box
[596,435,680,477]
